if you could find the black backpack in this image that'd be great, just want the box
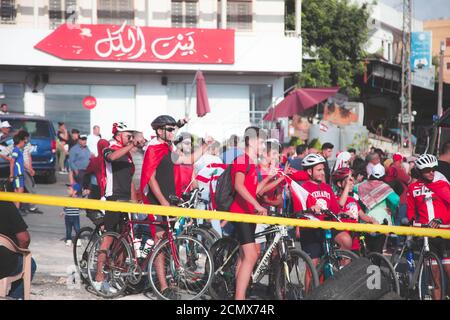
[214,161,250,212]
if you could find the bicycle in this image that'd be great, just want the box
[169,188,219,249]
[86,211,213,300]
[296,209,360,282]
[391,220,448,300]
[209,208,319,300]
[72,209,105,285]
[358,232,400,295]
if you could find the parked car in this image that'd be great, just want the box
[0,114,57,183]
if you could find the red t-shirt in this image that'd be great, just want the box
[229,154,258,214]
[301,181,340,220]
[338,196,361,223]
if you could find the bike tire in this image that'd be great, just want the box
[317,249,360,280]
[418,251,446,300]
[182,226,216,250]
[366,252,400,296]
[208,237,240,300]
[86,232,132,299]
[148,235,213,300]
[73,226,94,285]
[274,248,319,300]
[199,224,221,242]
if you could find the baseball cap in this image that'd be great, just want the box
[393,153,403,162]
[0,121,12,128]
[79,134,88,140]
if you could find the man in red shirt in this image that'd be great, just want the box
[407,154,450,299]
[300,153,347,265]
[230,126,268,300]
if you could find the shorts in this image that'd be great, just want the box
[428,238,450,264]
[104,197,130,233]
[299,228,324,259]
[13,176,24,189]
[233,222,256,246]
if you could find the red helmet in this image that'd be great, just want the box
[332,167,352,183]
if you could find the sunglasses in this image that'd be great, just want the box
[164,127,177,132]
[421,167,437,174]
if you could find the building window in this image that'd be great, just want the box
[218,0,252,31]
[97,0,134,25]
[171,0,198,28]
[249,85,272,125]
[447,62,450,70]
[0,83,24,113]
[0,0,16,24]
[49,0,78,29]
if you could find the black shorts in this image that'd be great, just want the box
[233,222,256,246]
[104,197,129,233]
[428,238,450,262]
[299,228,324,259]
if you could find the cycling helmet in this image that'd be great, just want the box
[415,154,438,170]
[301,153,326,168]
[332,167,352,183]
[370,163,385,179]
[112,122,132,135]
[151,115,177,130]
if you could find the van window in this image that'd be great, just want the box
[7,120,51,138]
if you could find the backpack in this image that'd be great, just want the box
[214,161,250,212]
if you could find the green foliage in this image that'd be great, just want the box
[287,0,372,99]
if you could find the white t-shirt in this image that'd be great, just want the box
[87,134,100,156]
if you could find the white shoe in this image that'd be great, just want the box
[65,240,73,246]
[92,281,118,294]
[76,240,81,247]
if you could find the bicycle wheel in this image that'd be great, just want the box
[318,249,360,280]
[367,252,400,296]
[208,237,240,300]
[274,248,319,300]
[183,226,216,250]
[418,251,446,300]
[73,226,94,284]
[199,223,221,242]
[148,235,213,300]
[87,232,133,298]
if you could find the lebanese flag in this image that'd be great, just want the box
[427,173,450,208]
[283,174,316,212]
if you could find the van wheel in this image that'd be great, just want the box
[46,172,57,184]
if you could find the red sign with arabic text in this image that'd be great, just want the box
[34,23,235,64]
[82,96,97,110]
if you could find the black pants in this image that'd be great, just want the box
[365,233,386,254]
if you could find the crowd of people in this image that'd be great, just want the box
[1,110,450,300]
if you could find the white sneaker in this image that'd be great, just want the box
[92,281,118,295]
[76,240,81,247]
[65,240,73,246]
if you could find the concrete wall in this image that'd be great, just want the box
[424,19,450,84]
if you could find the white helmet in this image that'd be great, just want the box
[415,154,438,170]
[370,163,385,179]
[302,153,326,168]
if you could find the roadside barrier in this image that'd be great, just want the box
[1,191,450,239]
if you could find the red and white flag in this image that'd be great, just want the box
[283,175,316,212]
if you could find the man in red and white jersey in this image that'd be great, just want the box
[299,153,352,264]
[407,154,450,299]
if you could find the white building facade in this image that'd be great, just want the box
[0,0,302,141]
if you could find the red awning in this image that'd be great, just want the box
[264,87,340,121]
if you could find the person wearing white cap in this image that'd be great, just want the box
[0,120,12,139]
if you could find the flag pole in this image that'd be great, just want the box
[185,70,199,121]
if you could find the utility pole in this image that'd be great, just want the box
[400,0,413,155]
[437,40,446,154]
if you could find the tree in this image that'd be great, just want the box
[286,0,373,99]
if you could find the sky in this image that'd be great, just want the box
[379,0,450,21]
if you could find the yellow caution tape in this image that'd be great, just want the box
[1,191,450,239]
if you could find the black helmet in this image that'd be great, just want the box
[151,115,177,130]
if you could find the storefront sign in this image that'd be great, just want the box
[35,22,235,64]
[412,66,435,91]
[82,96,97,110]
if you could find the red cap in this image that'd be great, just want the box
[393,153,403,162]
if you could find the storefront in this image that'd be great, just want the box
[0,23,301,142]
